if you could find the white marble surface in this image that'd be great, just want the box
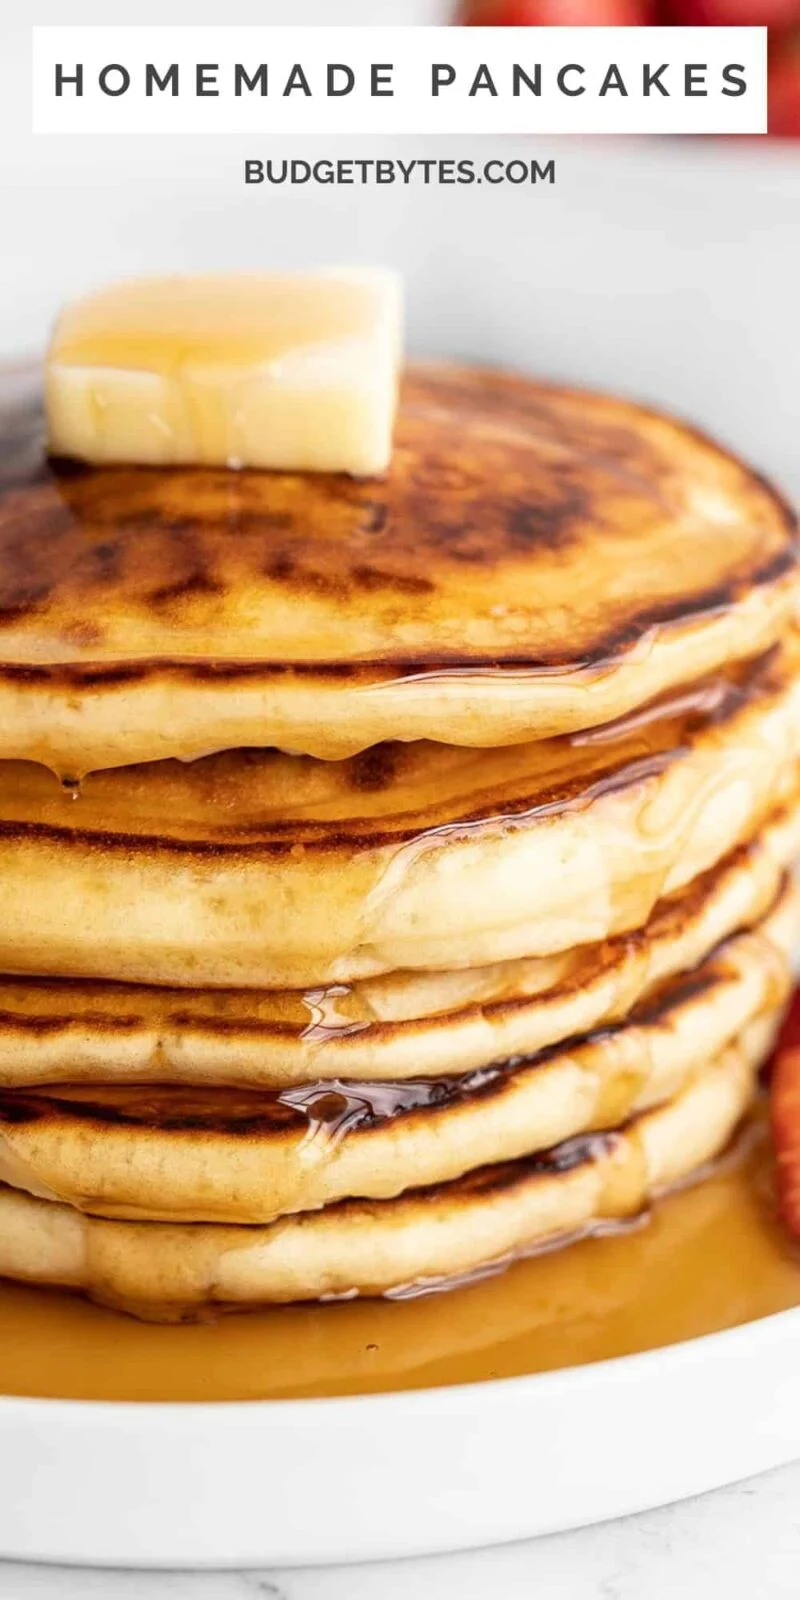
[3,1459,800,1598]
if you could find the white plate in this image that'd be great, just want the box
[0,1309,798,1568]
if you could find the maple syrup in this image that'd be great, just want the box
[0,1111,796,1403]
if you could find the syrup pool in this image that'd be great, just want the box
[0,1110,797,1403]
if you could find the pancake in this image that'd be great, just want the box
[0,796,797,1087]
[0,1020,768,1318]
[0,639,799,987]
[0,887,791,1225]
[0,364,796,774]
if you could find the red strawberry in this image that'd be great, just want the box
[664,0,800,24]
[776,987,800,1056]
[456,0,541,16]
[770,988,800,1238]
[456,0,653,22]
[769,32,800,136]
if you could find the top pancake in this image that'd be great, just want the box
[0,364,796,772]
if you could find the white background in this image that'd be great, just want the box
[2,0,800,1594]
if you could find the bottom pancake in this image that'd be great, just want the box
[0,882,793,1224]
[0,1013,772,1320]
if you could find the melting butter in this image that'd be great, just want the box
[45,268,402,475]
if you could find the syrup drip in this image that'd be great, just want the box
[277,1062,505,1143]
[569,670,752,748]
[300,985,369,1044]
[384,1207,649,1301]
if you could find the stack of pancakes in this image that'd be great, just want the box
[0,363,797,1321]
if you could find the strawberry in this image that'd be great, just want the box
[663,0,800,24]
[769,31,800,136]
[770,988,800,1239]
[456,0,541,16]
[777,987,800,1056]
[456,0,653,22]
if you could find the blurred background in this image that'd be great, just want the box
[1,0,798,503]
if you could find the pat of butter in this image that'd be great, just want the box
[45,268,402,476]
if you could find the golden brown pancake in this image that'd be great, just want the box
[0,1021,767,1318]
[0,797,796,1087]
[0,886,791,1225]
[0,639,798,987]
[0,364,796,773]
